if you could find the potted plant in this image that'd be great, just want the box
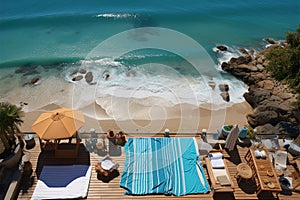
[221,125,233,137]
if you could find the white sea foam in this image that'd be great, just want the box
[96,13,136,19]
[0,51,248,122]
[65,57,248,121]
[213,45,245,71]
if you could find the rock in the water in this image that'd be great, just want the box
[229,55,252,65]
[85,72,93,83]
[29,77,40,86]
[208,81,216,89]
[220,92,230,102]
[239,48,248,55]
[104,73,110,80]
[264,38,277,44]
[216,45,228,51]
[79,68,87,74]
[219,84,229,92]
[23,77,40,86]
[72,75,83,81]
[70,70,78,76]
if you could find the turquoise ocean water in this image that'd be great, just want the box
[1,0,299,66]
[0,0,299,119]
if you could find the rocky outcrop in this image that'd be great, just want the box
[220,43,300,137]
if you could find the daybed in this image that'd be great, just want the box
[205,151,234,193]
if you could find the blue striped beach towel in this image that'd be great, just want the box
[120,137,209,196]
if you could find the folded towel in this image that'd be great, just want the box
[210,158,225,169]
[208,152,223,160]
[254,149,261,158]
[260,150,266,159]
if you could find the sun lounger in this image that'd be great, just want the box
[205,152,234,193]
[31,165,91,199]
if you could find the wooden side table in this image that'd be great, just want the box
[245,148,282,195]
[236,163,253,184]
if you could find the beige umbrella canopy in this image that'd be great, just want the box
[32,108,85,140]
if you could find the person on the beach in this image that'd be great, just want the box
[95,155,119,182]
[106,130,116,139]
[116,131,126,146]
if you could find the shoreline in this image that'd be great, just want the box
[20,101,252,134]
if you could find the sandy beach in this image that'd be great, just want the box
[21,101,252,136]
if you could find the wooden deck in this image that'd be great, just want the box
[17,134,300,200]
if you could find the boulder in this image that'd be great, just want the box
[239,48,248,55]
[275,122,300,138]
[243,86,272,108]
[254,73,267,80]
[277,92,295,100]
[264,38,277,44]
[247,111,278,126]
[208,81,216,89]
[85,72,93,83]
[72,75,83,81]
[70,70,78,76]
[220,92,230,102]
[79,68,87,74]
[216,45,228,51]
[254,102,287,115]
[266,43,282,50]
[256,123,279,135]
[249,49,255,56]
[221,62,231,71]
[246,114,256,127]
[237,64,256,72]
[23,77,40,87]
[257,80,275,90]
[257,64,264,71]
[229,55,252,65]
[219,84,229,92]
[257,57,264,64]
[243,92,257,108]
[30,77,40,85]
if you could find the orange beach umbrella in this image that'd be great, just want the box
[32,108,85,140]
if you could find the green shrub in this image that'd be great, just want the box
[266,24,300,107]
